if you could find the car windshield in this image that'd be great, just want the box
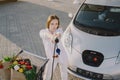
[74,3,120,35]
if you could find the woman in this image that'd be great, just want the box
[40,15,68,80]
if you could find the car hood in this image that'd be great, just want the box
[85,0,120,7]
[70,25,120,59]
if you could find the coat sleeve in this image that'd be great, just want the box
[39,29,46,39]
[39,29,54,59]
[40,29,55,42]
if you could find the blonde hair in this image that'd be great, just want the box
[46,15,60,29]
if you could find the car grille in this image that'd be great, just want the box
[68,67,103,80]
[76,68,103,80]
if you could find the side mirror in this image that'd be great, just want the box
[68,13,74,19]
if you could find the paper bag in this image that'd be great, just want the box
[0,62,11,80]
[11,69,26,80]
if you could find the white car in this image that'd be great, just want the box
[62,0,120,80]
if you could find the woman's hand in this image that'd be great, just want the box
[54,33,61,38]
[53,55,58,58]
[51,33,61,43]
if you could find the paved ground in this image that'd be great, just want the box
[0,0,82,80]
[0,0,80,57]
[21,0,80,14]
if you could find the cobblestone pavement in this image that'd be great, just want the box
[0,0,83,80]
[21,0,80,14]
[0,0,80,57]
[0,1,74,57]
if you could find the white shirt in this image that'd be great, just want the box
[40,28,68,63]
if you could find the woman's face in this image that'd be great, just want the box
[49,19,59,33]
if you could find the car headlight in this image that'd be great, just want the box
[63,28,73,53]
[115,51,120,64]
